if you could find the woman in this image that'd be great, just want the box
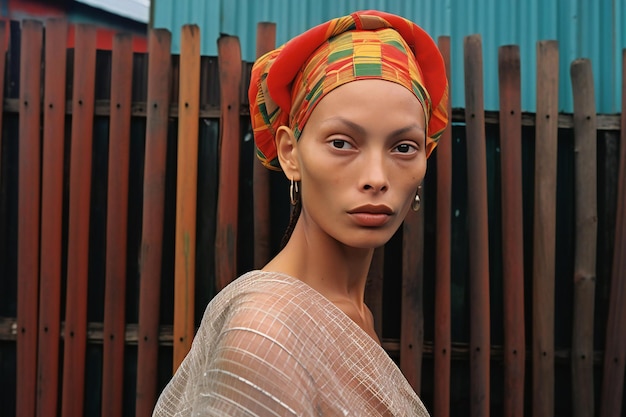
[154,10,448,416]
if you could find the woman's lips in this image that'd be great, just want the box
[349,212,391,227]
[347,204,394,227]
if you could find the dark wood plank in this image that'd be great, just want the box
[215,35,242,291]
[401,196,425,393]
[463,34,491,417]
[252,22,275,269]
[433,35,452,417]
[0,20,6,186]
[36,18,68,417]
[498,44,526,417]
[16,19,43,417]
[135,28,172,417]
[61,24,97,417]
[101,32,133,417]
[532,40,559,417]
[570,58,598,417]
[599,48,626,417]
[173,24,201,371]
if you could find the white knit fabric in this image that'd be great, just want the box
[153,271,429,416]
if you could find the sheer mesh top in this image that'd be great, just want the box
[153,271,429,416]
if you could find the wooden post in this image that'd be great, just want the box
[532,40,559,417]
[215,35,242,291]
[498,44,526,417]
[36,18,67,417]
[463,34,491,417]
[599,48,626,417]
[173,24,201,371]
[570,58,598,417]
[61,23,97,417]
[401,190,425,393]
[17,19,43,417]
[253,22,276,269]
[101,32,134,417]
[433,35,452,417]
[136,28,172,417]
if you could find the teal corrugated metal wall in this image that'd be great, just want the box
[153,0,624,113]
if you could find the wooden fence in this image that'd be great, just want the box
[0,18,625,417]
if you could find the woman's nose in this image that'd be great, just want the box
[361,153,389,192]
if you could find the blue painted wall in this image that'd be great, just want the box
[153,0,624,113]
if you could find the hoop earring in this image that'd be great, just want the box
[411,188,421,212]
[290,179,299,206]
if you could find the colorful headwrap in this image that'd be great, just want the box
[249,10,449,170]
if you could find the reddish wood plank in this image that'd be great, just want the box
[252,22,276,269]
[599,48,626,417]
[215,35,242,291]
[36,18,67,417]
[532,40,559,417]
[433,35,452,417]
[173,24,201,371]
[498,44,526,417]
[0,20,6,184]
[401,196,425,393]
[463,34,491,417]
[61,24,97,417]
[101,32,134,417]
[17,19,43,417]
[135,28,172,417]
[365,247,384,338]
[570,58,598,417]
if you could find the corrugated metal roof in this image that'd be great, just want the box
[153,0,624,113]
[76,0,150,23]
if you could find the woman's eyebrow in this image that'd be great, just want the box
[321,117,425,139]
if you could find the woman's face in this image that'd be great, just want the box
[293,79,427,249]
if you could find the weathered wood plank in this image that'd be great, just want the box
[0,20,6,186]
[599,48,626,417]
[173,24,201,371]
[16,19,43,417]
[135,28,172,417]
[252,22,275,269]
[101,32,134,417]
[61,23,97,417]
[532,40,559,417]
[463,34,491,417]
[215,35,242,291]
[36,18,67,417]
[498,44,526,417]
[433,35,452,417]
[570,58,598,417]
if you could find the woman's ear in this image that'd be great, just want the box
[275,126,301,181]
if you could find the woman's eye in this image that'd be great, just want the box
[394,143,416,153]
[331,139,352,149]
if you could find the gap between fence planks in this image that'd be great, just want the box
[463,34,491,417]
[16,19,43,417]
[101,32,134,417]
[533,40,559,417]
[433,35,452,417]
[36,18,67,417]
[570,58,598,417]
[215,35,242,291]
[253,22,275,269]
[61,24,97,417]
[498,44,526,417]
[136,28,172,417]
[599,48,626,417]
[173,24,201,372]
